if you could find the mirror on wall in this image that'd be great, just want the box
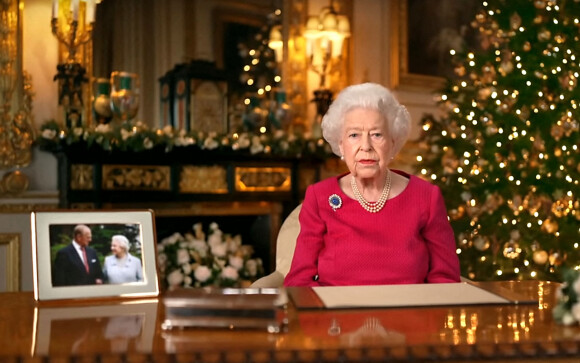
[92,0,283,131]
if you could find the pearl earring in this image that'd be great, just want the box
[340,155,344,160]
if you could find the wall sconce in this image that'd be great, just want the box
[268,25,283,63]
[304,0,350,129]
[51,0,97,128]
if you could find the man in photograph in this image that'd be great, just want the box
[52,224,104,286]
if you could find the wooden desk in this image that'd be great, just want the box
[1,281,579,362]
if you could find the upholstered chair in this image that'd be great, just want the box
[250,204,302,288]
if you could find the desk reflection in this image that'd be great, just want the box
[34,300,158,356]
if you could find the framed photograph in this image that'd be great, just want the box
[33,300,157,355]
[31,210,159,301]
[389,0,479,90]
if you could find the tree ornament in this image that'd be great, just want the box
[478,87,493,100]
[523,41,531,51]
[473,235,490,251]
[454,65,466,77]
[498,60,514,76]
[551,197,571,217]
[533,250,549,264]
[510,12,522,29]
[541,218,559,234]
[534,0,547,9]
[503,241,521,259]
[538,28,552,41]
[481,63,497,83]
[548,251,565,267]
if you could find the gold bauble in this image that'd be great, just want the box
[534,0,546,9]
[510,12,522,29]
[523,41,532,51]
[537,28,551,42]
[533,250,548,265]
[454,65,466,77]
[473,235,490,251]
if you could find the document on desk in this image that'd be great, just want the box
[310,282,512,309]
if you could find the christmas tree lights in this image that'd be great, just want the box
[418,0,580,281]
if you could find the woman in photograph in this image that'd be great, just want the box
[103,235,144,284]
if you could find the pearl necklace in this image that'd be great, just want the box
[351,171,392,213]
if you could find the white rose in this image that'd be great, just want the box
[162,232,183,245]
[190,240,208,257]
[208,233,223,248]
[209,222,219,231]
[183,276,193,287]
[194,265,212,282]
[143,138,154,149]
[211,243,227,258]
[182,263,192,275]
[221,266,239,281]
[229,256,244,270]
[177,249,190,265]
[167,270,184,287]
[562,311,577,326]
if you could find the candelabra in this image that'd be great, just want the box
[51,0,96,128]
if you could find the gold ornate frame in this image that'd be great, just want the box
[0,233,20,292]
[0,0,35,191]
[389,0,446,91]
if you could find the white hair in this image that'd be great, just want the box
[112,235,130,252]
[321,83,411,158]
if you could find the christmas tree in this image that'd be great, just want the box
[418,0,580,281]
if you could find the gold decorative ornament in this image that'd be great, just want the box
[235,167,292,192]
[0,0,35,196]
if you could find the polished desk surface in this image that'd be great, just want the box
[1,281,579,362]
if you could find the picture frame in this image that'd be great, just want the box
[33,300,158,355]
[0,233,20,292]
[389,0,479,91]
[31,210,159,301]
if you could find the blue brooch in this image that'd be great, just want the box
[328,194,342,211]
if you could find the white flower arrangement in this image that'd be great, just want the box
[553,269,580,325]
[37,119,333,158]
[157,222,264,289]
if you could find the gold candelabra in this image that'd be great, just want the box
[50,0,96,128]
[51,0,95,63]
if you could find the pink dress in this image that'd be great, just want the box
[284,170,461,287]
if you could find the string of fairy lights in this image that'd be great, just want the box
[417,0,580,281]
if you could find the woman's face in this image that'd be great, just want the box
[111,240,125,257]
[339,108,391,180]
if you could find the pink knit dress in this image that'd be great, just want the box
[284,170,461,287]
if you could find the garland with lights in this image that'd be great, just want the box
[417,0,580,281]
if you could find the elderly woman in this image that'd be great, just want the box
[103,235,144,284]
[284,83,460,287]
